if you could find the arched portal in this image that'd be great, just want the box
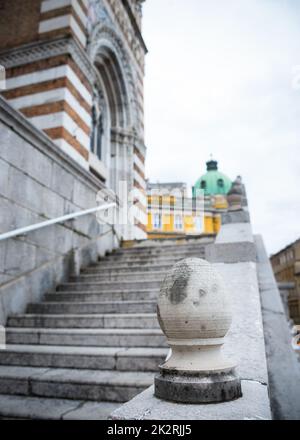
[88,24,140,239]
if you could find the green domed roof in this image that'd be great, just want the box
[193,160,232,196]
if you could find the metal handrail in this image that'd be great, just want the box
[0,203,117,242]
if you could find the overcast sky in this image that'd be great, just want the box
[142,0,300,255]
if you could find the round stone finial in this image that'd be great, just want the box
[227,177,243,211]
[155,258,242,404]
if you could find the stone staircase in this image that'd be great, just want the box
[0,238,211,419]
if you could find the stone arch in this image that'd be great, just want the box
[88,23,139,132]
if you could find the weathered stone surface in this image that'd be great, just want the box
[51,162,74,201]
[6,328,166,348]
[206,242,256,263]
[216,262,269,384]
[41,187,65,219]
[255,235,300,420]
[155,370,242,404]
[0,123,53,189]
[112,228,270,419]
[0,238,229,418]
[0,159,9,199]
[0,394,81,420]
[0,393,120,420]
[111,382,271,420]
[63,401,121,420]
[4,240,36,276]
[221,210,250,225]
[0,99,115,323]
[216,223,254,244]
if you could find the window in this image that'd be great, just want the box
[201,181,206,190]
[175,215,183,231]
[153,213,162,229]
[195,216,203,233]
[90,102,104,161]
[217,179,224,188]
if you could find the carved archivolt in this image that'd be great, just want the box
[87,1,140,134]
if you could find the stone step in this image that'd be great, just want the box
[110,250,206,260]
[57,280,161,292]
[83,264,172,274]
[71,271,167,282]
[27,300,157,315]
[0,393,120,420]
[117,243,211,254]
[101,253,204,263]
[45,289,159,302]
[7,313,159,329]
[0,345,168,371]
[6,328,166,347]
[96,256,204,268]
[0,365,155,403]
[93,259,180,268]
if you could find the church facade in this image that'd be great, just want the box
[0,0,147,240]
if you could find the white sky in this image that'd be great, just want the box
[142,0,300,255]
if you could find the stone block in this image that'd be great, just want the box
[72,215,101,239]
[54,225,74,255]
[4,239,36,276]
[54,253,73,285]
[0,272,13,286]
[255,235,300,420]
[222,210,250,225]
[216,222,254,244]
[0,395,80,420]
[34,247,56,267]
[110,382,271,420]
[0,241,6,272]
[0,158,9,198]
[22,145,53,188]
[8,166,44,215]
[63,401,121,420]
[28,225,57,254]
[73,180,96,208]
[80,242,98,269]
[0,198,40,236]
[0,125,25,168]
[41,187,65,219]
[51,163,74,201]
[0,198,15,233]
[206,242,257,263]
[215,262,269,384]
[0,127,52,188]
[0,277,30,321]
[27,263,56,303]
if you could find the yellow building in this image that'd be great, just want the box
[147,160,232,239]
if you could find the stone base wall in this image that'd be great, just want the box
[111,210,272,420]
[0,96,118,325]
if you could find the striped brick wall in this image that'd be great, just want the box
[39,0,89,49]
[2,51,93,169]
